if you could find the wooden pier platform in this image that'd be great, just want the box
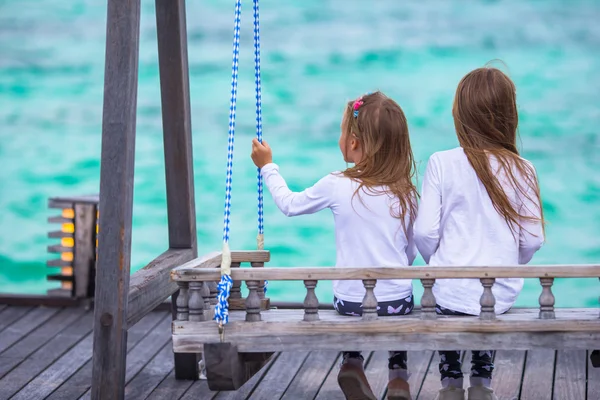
[0,305,597,400]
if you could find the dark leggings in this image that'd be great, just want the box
[333,295,414,370]
[436,305,495,380]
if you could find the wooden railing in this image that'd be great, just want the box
[172,253,600,323]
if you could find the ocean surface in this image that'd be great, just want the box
[1,0,599,307]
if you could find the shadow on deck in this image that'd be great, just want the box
[0,305,598,400]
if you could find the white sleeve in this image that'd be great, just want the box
[261,163,336,217]
[518,182,545,264]
[414,156,442,264]
[405,222,418,266]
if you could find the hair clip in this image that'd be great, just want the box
[353,97,364,118]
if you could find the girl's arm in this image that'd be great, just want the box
[518,185,545,264]
[406,222,418,266]
[261,163,336,217]
[413,156,442,264]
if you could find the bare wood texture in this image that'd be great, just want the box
[303,280,319,321]
[0,307,60,354]
[0,306,33,332]
[490,350,525,399]
[91,0,141,397]
[211,353,279,400]
[539,277,556,319]
[46,312,167,400]
[0,307,86,379]
[245,280,262,322]
[553,350,586,400]
[249,352,309,400]
[171,250,271,276]
[479,278,496,320]
[363,351,390,399]
[314,353,345,400]
[519,350,555,400]
[588,350,600,400]
[145,370,194,400]
[127,248,195,327]
[124,342,174,399]
[156,0,197,252]
[172,264,600,281]
[73,203,96,298]
[361,279,378,321]
[407,351,433,396]
[420,279,436,319]
[172,309,600,353]
[281,351,339,400]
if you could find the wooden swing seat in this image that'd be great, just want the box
[171,250,600,391]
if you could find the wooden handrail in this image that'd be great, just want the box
[171,264,600,281]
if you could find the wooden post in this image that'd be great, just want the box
[188,282,205,322]
[175,282,189,321]
[538,277,555,319]
[73,203,96,298]
[479,278,496,320]
[245,281,262,322]
[155,0,198,380]
[420,279,437,320]
[361,279,378,321]
[303,280,319,321]
[90,0,141,397]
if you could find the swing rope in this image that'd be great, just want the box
[253,0,268,294]
[215,0,266,329]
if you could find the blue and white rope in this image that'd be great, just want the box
[254,0,264,239]
[215,0,242,326]
[253,0,268,294]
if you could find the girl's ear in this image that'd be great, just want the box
[350,135,359,151]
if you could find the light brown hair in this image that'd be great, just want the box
[341,91,418,231]
[453,67,545,236]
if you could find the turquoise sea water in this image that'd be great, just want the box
[1,0,599,307]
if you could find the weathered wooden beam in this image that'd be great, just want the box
[127,248,195,328]
[156,0,196,252]
[171,250,270,276]
[174,331,600,353]
[90,0,141,397]
[173,309,600,353]
[155,0,198,382]
[172,265,600,281]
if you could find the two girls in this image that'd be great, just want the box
[250,67,544,400]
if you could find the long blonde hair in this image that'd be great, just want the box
[341,91,418,231]
[453,67,545,236]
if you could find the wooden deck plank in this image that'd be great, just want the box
[587,350,600,400]
[250,351,309,400]
[0,306,33,333]
[364,351,390,400]
[0,305,8,314]
[146,369,194,400]
[314,353,354,400]
[417,351,468,399]
[179,379,218,400]
[0,307,86,379]
[47,311,168,400]
[212,353,280,400]
[124,342,174,399]
[0,306,60,354]
[281,351,340,400]
[9,333,95,400]
[519,350,555,400]
[407,351,433,397]
[553,350,587,400]
[490,351,525,400]
[0,311,94,399]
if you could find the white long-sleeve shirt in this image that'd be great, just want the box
[261,163,416,303]
[414,147,544,315]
